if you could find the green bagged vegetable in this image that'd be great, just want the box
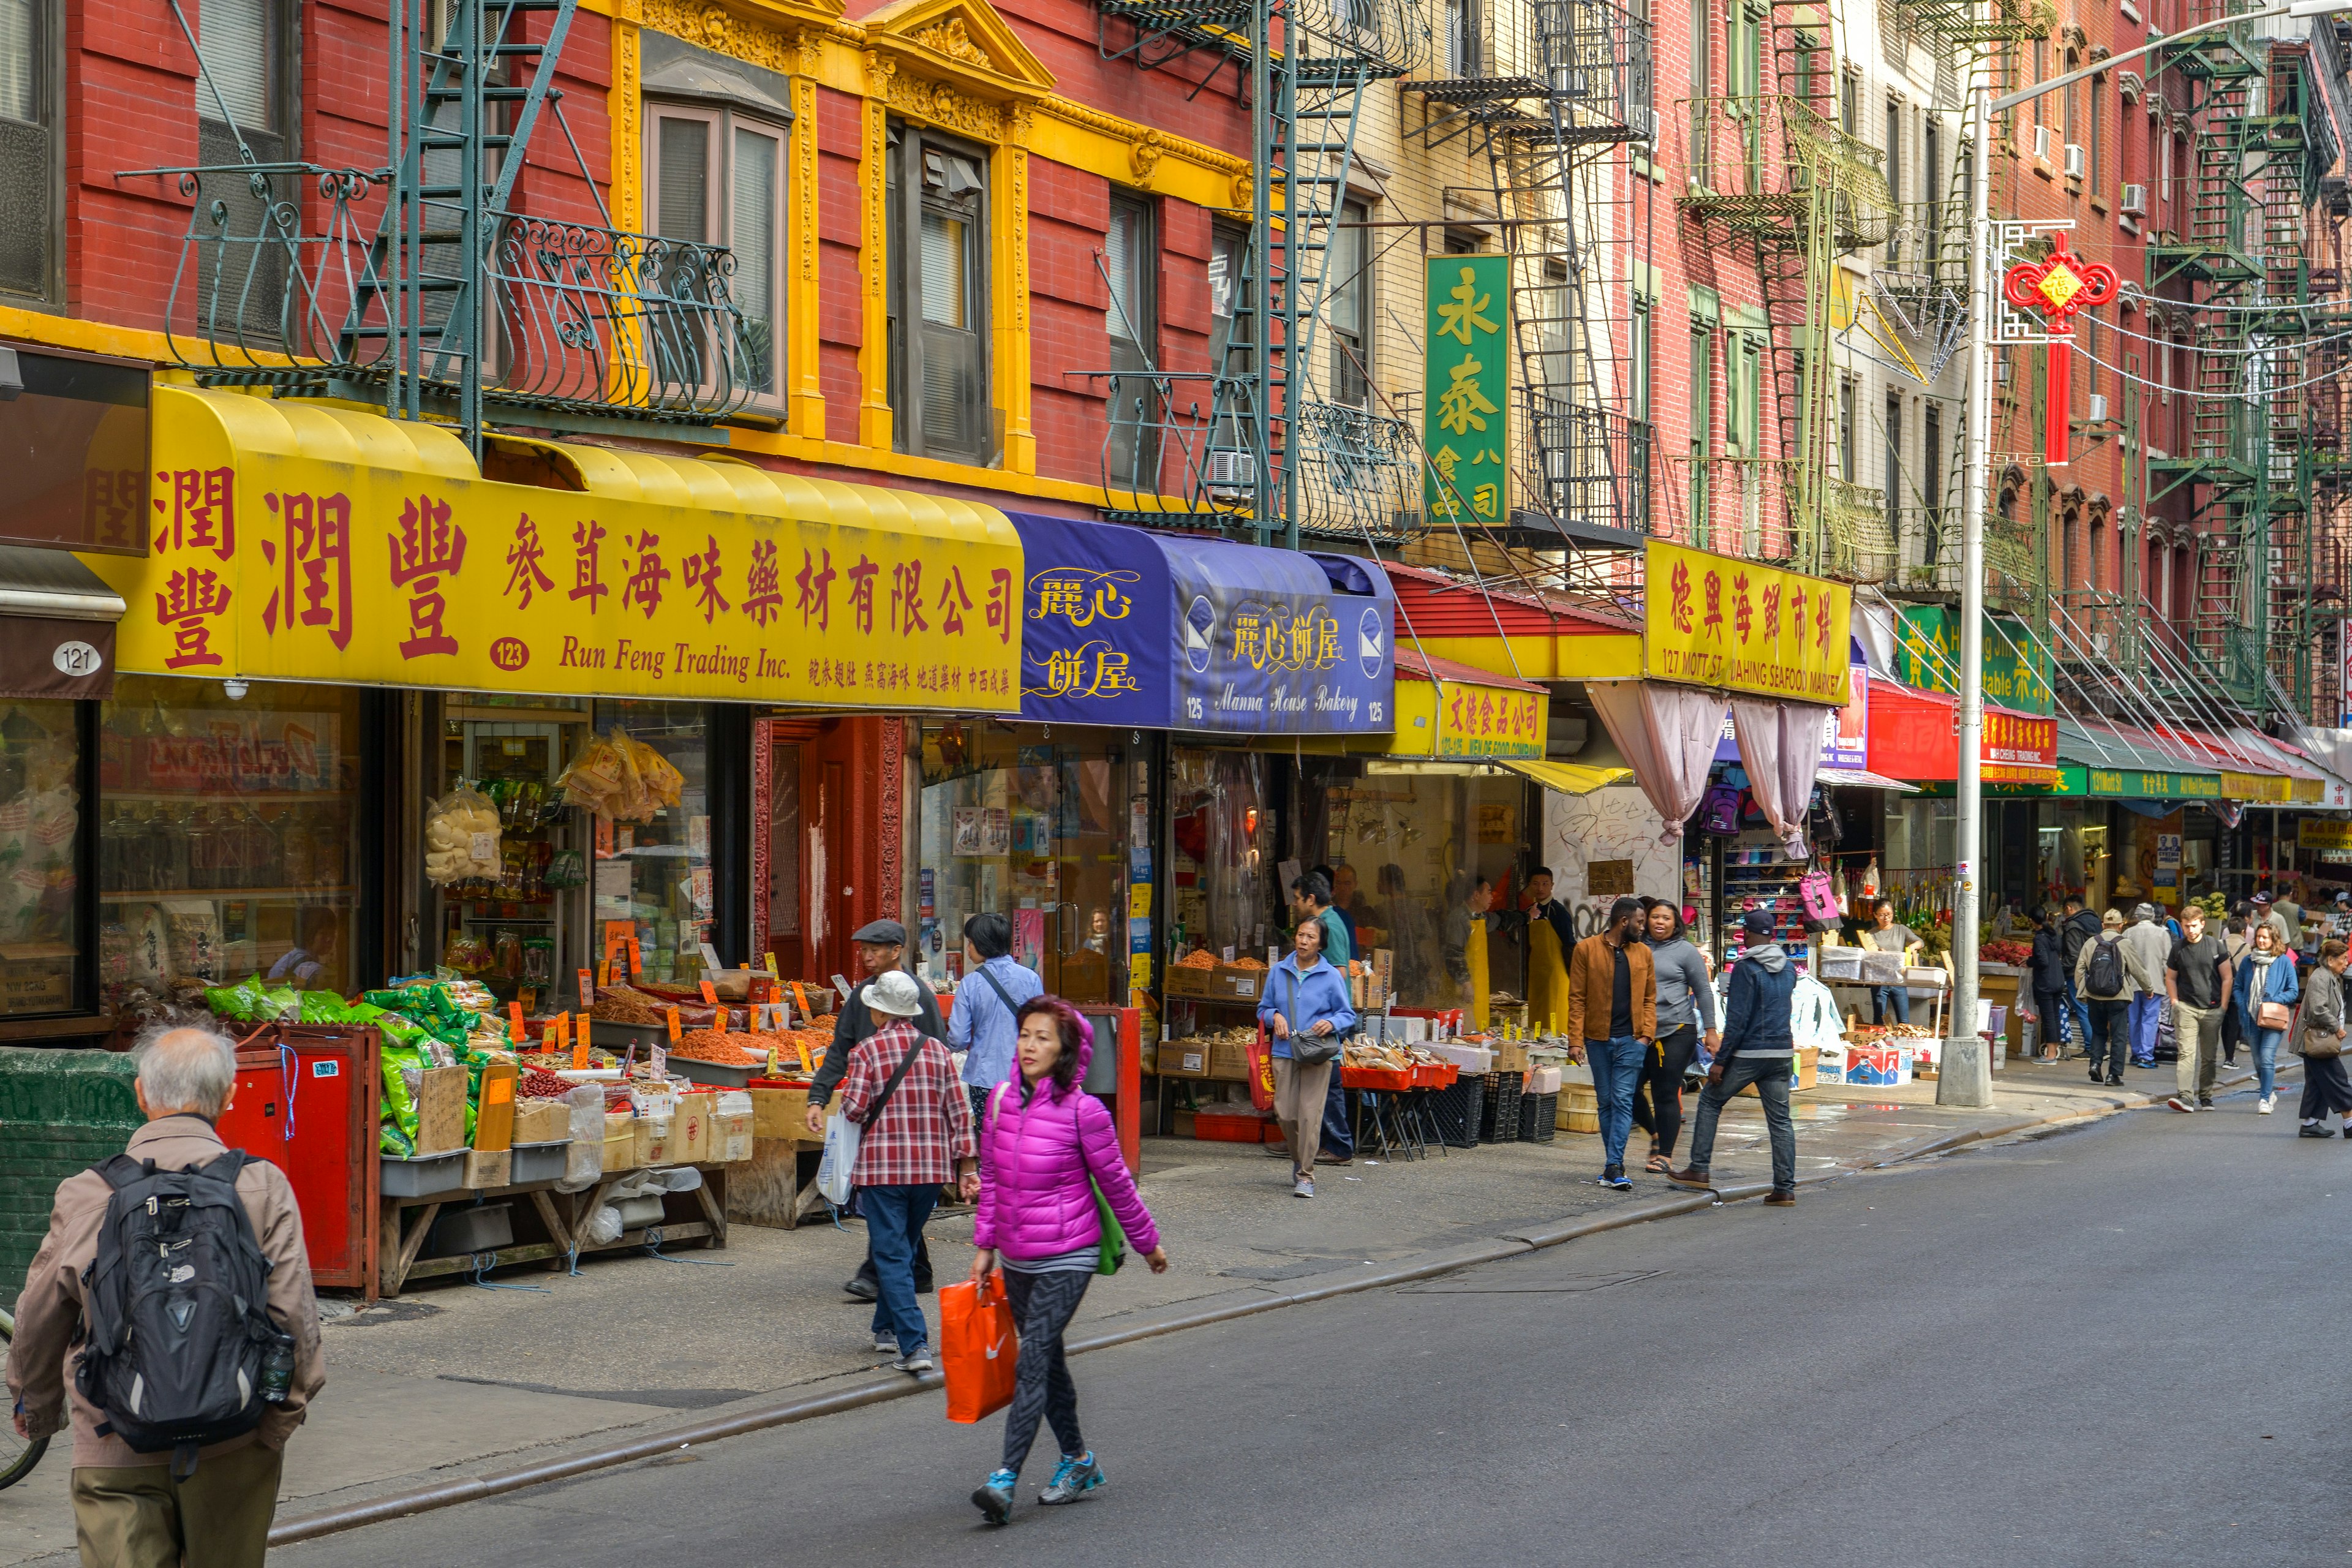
[379,1043,424,1146]
[298,990,350,1023]
[379,1121,415,1157]
[204,975,274,1021]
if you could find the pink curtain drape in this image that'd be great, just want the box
[1587,680,1730,845]
[1732,698,1834,858]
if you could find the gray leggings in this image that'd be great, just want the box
[1001,1268,1092,1473]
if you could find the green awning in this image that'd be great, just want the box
[2055,720,2223,799]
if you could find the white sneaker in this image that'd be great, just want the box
[2260,1094,2276,1115]
[1292,1176,1314,1198]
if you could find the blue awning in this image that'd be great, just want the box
[1006,513,1395,734]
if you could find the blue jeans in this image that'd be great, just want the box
[2128,993,2162,1068]
[1320,1065,1354,1159]
[2067,980,2091,1053]
[1687,1054,1798,1191]
[858,1183,940,1352]
[1871,986,1910,1025]
[2253,1027,2285,1098]
[1585,1035,1648,1171]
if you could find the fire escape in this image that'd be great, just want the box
[1094,0,1425,546]
[1674,0,1898,581]
[2144,1,2325,718]
[1404,0,1653,555]
[141,0,752,457]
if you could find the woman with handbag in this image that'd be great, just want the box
[2295,939,2352,1137]
[1258,915,1357,1198]
[2231,920,2301,1115]
[969,998,1166,1525]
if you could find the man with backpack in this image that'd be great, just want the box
[2076,909,2159,1086]
[6,1025,323,1568]
[2059,895,2103,1058]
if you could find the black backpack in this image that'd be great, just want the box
[2086,935,2125,998]
[75,1151,288,1478]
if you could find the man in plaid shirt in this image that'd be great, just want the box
[842,970,978,1374]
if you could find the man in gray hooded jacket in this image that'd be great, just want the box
[1669,910,1799,1204]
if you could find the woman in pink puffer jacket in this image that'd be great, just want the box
[968,997,1166,1526]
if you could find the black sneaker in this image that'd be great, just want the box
[2299,1124,2337,1138]
[843,1275,878,1302]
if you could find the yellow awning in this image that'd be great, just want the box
[84,386,1025,708]
[1499,759,1632,795]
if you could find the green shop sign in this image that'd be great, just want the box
[1424,255,1510,524]
[1918,765,2223,799]
[1894,606,2054,715]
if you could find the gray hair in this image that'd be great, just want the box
[135,1023,238,1118]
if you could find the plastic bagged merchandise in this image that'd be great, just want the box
[422,786,502,885]
[556,1085,605,1192]
[556,729,686,823]
[584,1204,625,1246]
[298,990,350,1023]
[380,1044,425,1148]
[646,1166,703,1193]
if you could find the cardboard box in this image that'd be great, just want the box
[1844,1046,1908,1087]
[461,1148,511,1189]
[602,1110,638,1173]
[1368,948,1394,988]
[1164,964,1217,998]
[750,1085,815,1140]
[1156,1042,1209,1077]
[512,1099,573,1145]
[674,1091,715,1164]
[1212,965,1264,1001]
[1207,1036,1253,1082]
[1490,1038,1529,1074]
[414,1065,470,1156]
[635,1115,674,1167]
[472,1060,519,1152]
[713,1110,755,1163]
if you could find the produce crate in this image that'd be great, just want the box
[1518,1091,1558,1142]
[1427,1078,1485,1148]
[1194,1111,1275,1144]
[1478,1071,1523,1144]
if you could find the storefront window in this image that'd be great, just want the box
[99,676,363,1011]
[591,700,712,986]
[1166,748,1273,960]
[0,699,83,1015]
[917,722,1134,1006]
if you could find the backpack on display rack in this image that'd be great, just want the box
[1702,785,1743,836]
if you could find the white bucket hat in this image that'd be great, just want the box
[861,969,925,1019]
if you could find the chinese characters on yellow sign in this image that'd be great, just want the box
[1424,256,1510,526]
[91,388,1025,707]
[1437,683,1545,758]
[1643,541,1852,705]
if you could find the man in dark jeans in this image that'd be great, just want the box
[1669,910,1800,1205]
[805,919,948,1302]
[2059,895,2102,1057]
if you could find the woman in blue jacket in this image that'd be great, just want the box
[2231,919,2301,1115]
[1257,916,1357,1199]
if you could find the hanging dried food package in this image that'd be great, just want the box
[423,786,502,884]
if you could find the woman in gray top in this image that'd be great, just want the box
[1632,899,1722,1172]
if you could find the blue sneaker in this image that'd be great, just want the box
[972,1468,1017,1525]
[1039,1451,1105,1505]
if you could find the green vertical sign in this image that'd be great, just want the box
[1424,255,1510,524]
[1894,605,2054,715]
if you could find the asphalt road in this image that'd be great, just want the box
[277,1093,2344,1568]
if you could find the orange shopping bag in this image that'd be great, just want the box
[939,1274,1019,1423]
[1246,1027,1276,1112]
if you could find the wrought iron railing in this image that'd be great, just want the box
[1820,478,1895,583]
[1679,96,1898,252]
[1524,391,1651,536]
[1090,369,1254,525]
[1292,399,1422,543]
[146,162,755,423]
[1659,456,1796,560]
[1407,0,1648,147]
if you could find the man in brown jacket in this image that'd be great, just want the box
[1564,895,1658,1191]
[7,1025,325,1568]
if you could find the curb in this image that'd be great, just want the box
[262,1072,2243,1547]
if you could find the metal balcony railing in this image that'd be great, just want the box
[1292,399,1423,543]
[1409,0,1649,147]
[150,163,755,423]
[1820,479,1895,583]
[1679,96,1897,252]
[1659,455,1797,560]
[1525,391,1651,536]
[1899,508,2046,609]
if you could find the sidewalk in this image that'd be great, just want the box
[0,1052,2258,1562]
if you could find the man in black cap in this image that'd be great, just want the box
[1669,908,1801,1205]
[805,918,948,1302]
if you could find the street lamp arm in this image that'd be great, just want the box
[1985,0,2340,114]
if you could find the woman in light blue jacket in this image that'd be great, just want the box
[1256,918,1357,1198]
[2231,919,2301,1115]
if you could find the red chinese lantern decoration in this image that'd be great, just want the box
[2000,231,2118,467]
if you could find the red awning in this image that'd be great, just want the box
[1866,682,2059,785]
[1395,646,1548,691]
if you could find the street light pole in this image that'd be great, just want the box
[1940,0,2349,1110]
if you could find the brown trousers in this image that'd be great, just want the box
[1272,1054,1334,1179]
[72,1441,283,1568]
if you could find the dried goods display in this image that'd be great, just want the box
[423,786,503,885]
[557,729,686,823]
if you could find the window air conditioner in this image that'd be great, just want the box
[1207,450,1257,491]
[1645,108,1663,144]
[2120,183,2148,215]
[2034,126,2053,160]
[2089,393,2109,421]
[2065,143,2086,178]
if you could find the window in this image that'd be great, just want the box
[1839,376,1856,481]
[2089,73,2105,193]
[1883,391,1902,523]
[1104,194,1158,492]
[888,122,990,464]
[1923,403,1943,560]
[0,699,85,1016]
[1688,324,1714,531]
[1924,118,1942,263]
[2032,40,2046,132]
[2086,318,2100,398]
[1884,104,1902,259]
[1445,0,1480,75]
[1841,68,1858,135]
[2090,515,2106,590]
[2062,51,2079,167]
[1691,0,1710,99]
[0,0,53,299]
[194,0,296,337]
[1328,200,1370,408]
[644,104,788,408]
[1726,331,1760,458]
[1630,294,1652,426]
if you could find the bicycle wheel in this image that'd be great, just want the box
[0,1311,50,1490]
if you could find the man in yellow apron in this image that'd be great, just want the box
[1522,867,1575,1037]
[1443,874,1496,1032]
